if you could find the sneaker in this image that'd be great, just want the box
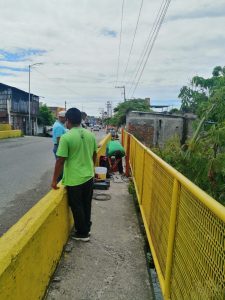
[73,230,91,237]
[71,233,90,242]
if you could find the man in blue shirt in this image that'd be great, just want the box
[52,111,66,182]
[52,110,66,158]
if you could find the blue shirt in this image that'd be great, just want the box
[52,120,66,144]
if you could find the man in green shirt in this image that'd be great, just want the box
[51,108,97,242]
[106,140,125,174]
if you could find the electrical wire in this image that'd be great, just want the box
[33,68,79,95]
[130,0,171,98]
[127,0,171,98]
[115,0,125,86]
[127,0,166,96]
[122,0,144,82]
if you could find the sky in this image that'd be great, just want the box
[0,0,225,115]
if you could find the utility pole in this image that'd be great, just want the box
[65,101,67,110]
[115,85,126,102]
[106,101,112,118]
[28,62,43,135]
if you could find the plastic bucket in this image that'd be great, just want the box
[95,167,107,180]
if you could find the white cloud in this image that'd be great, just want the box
[0,0,225,114]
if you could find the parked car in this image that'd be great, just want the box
[93,125,100,131]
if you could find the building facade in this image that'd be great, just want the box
[0,83,39,135]
[126,111,196,148]
[48,106,65,119]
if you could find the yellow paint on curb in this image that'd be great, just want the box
[0,130,22,139]
[0,124,12,131]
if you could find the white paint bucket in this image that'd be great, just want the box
[95,167,107,180]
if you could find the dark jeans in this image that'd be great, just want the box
[107,152,124,174]
[67,178,94,236]
[53,144,63,182]
[115,152,124,174]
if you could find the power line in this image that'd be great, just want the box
[127,0,171,98]
[33,68,79,96]
[127,0,166,95]
[115,0,125,86]
[122,0,144,81]
[130,0,171,98]
[127,0,169,96]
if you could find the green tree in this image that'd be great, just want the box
[179,66,225,117]
[38,104,54,126]
[169,108,180,114]
[108,99,151,127]
[154,66,225,206]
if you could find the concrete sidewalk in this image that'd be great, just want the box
[46,178,154,300]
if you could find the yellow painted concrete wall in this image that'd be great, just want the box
[0,186,73,300]
[0,124,12,131]
[0,130,22,139]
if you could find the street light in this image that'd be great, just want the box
[28,63,43,135]
[115,85,126,102]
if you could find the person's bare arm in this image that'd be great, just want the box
[57,137,60,144]
[93,151,97,166]
[51,157,66,189]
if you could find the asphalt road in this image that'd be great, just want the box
[0,130,106,236]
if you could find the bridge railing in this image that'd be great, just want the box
[95,133,111,166]
[122,130,225,300]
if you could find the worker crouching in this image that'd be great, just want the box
[106,140,125,174]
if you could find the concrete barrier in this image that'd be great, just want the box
[0,186,73,300]
[0,124,12,131]
[0,130,22,139]
[0,134,110,299]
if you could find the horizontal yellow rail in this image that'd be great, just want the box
[0,134,109,300]
[95,133,111,166]
[123,130,225,300]
[0,130,22,139]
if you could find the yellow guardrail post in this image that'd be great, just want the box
[125,134,130,177]
[140,147,146,202]
[132,137,136,176]
[121,128,124,146]
[164,178,180,299]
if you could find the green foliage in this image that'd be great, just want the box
[38,104,54,126]
[154,129,225,205]
[169,108,181,114]
[154,66,225,206]
[179,65,225,118]
[108,99,151,127]
[128,180,136,196]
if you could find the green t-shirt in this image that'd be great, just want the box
[56,127,97,186]
[107,141,125,157]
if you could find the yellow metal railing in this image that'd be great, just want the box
[95,133,111,166]
[122,130,225,300]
